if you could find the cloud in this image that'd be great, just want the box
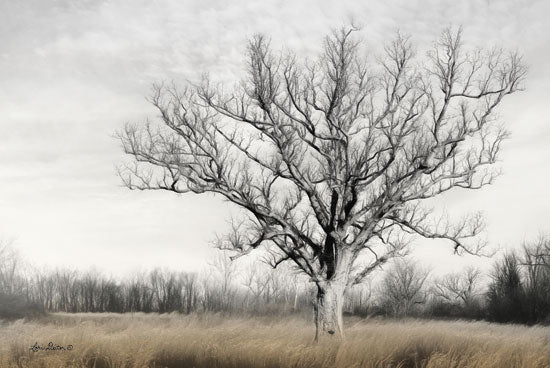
[0,0,548,275]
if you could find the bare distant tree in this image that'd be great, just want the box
[180,272,199,314]
[0,239,20,295]
[273,263,307,312]
[203,251,237,311]
[118,26,526,339]
[432,266,482,307]
[522,234,550,270]
[150,268,184,313]
[242,262,295,310]
[242,265,270,310]
[520,235,550,321]
[55,269,78,312]
[379,259,430,317]
[124,272,150,313]
[81,270,100,312]
[346,281,372,316]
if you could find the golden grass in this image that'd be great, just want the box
[1,312,549,368]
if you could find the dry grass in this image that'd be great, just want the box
[0,313,549,368]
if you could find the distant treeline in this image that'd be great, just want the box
[1,237,549,324]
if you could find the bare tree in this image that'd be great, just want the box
[118,26,526,339]
[273,263,308,312]
[242,265,270,310]
[55,269,78,312]
[487,253,525,322]
[522,234,550,270]
[432,266,483,307]
[150,268,184,313]
[520,235,550,322]
[180,272,199,314]
[242,262,295,311]
[200,251,237,311]
[0,239,20,295]
[124,272,149,313]
[346,281,372,316]
[378,259,430,317]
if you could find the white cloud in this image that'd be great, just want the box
[0,0,549,276]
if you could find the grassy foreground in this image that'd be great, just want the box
[1,313,549,368]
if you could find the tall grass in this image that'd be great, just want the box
[1,313,549,367]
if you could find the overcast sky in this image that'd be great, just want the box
[1,0,549,277]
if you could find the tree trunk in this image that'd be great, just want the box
[314,281,346,341]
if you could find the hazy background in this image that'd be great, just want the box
[0,0,548,277]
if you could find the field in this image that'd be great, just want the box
[1,313,549,368]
